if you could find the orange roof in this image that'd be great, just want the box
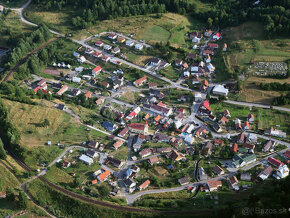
[139,179,150,189]
[57,85,68,95]
[98,170,111,181]
[85,91,92,99]
[134,76,147,85]
[144,114,150,120]
[157,101,166,107]
[154,115,162,122]
[91,179,98,184]
[202,80,209,87]
[113,140,124,149]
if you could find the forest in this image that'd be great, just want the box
[196,0,290,37]
[33,0,192,28]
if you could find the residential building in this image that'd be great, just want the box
[207,180,222,191]
[92,66,102,76]
[79,154,94,165]
[212,84,228,96]
[113,140,124,150]
[258,165,273,180]
[97,170,111,182]
[126,40,134,47]
[88,140,99,149]
[70,88,81,97]
[95,41,104,47]
[118,127,129,138]
[139,179,150,190]
[135,44,144,50]
[268,157,284,168]
[219,116,229,125]
[134,76,147,87]
[264,127,287,138]
[108,33,117,40]
[102,121,117,132]
[106,156,125,169]
[212,165,224,176]
[57,85,68,96]
[276,165,289,179]
[86,149,98,159]
[150,104,172,117]
[112,47,120,54]
[247,114,255,122]
[95,97,105,105]
[178,176,190,185]
[139,148,152,158]
[62,160,71,168]
[148,156,159,165]
[228,176,239,190]
[128,122,149,135]
[263,140,275,152]
[243,143,255,153]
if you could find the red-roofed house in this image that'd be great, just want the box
[207,43,218,49]
[57,85,68,96]
[231,143,238,152]
[134,76,147,87]
[139,179,150,190]
[284,150,290,159]
[200,100,211,111]
[92,66,102,76]
[112,140,124,150]
[207,180,222,191]
[118,128,129,138]
[95,41,104,47]
[268,157,284,168]
[92,51,102,58]
[139,148,152,158]
[85,91,92,99]
[128,123,149,135]
[33,86,42,94]
[97,170,111,182]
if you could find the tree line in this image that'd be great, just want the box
[0,98,24,159]
[259,82,290,91]
[273,92,290,106]
[1,25,52,73]
[33,0,192,29]
[195,0,290,37]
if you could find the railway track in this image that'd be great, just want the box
[1,37,60,82]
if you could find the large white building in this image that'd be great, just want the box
[212,84,229,96]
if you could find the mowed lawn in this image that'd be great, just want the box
[0,0,26,7]
[141,25,170,42]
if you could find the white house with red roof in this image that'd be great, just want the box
[95,41,104,47]
[268,157,284,168]
[92,51,102,58]
[92,66,102,76]
[126,107,141,120]
[134,76,147,87]
[213,32,221,40]
[128,122,149,135]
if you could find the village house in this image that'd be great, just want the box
[92,66,102,76]
[139,148,152,158]
[148,156,159,165]
[219,116,229,125]
[207,43,218,50]
[198,167,208,180]
[79,154,94,165]
[169,150,185,162]
[224,109,231,117]
[126,107,141,120]
[95,40,104,47]
[212,84,228,96]
[129,134,146,152]
[103,44,112,51]
[124,178,136,192]
[149,104,173,117]
[92,51,102,58]
[96,170,111,184]
[212,165,224,176]
[86,149,98,159]
[128,122,149,135]
[213,32,221,40]
[240,173,252,181]
[135,44,144,50]
[258,165,273,180]
[203,141,213,156]
[107,33,117,40]
[195,126,208,137]
[213,122,222,133]
[187,53,197,60]
[57,85,68,96]
[228,175,239,190]
[275,165,289,179]
[95,97,105,105]
[62,160,71,168]
[243,121,250,130]
[268,157,284,168]
[112,47,120,54]
[200,80,209,92]
[139,179,150,191]
[284,150,290,160]
[264,127,287,138]
[263,140,276,152]
[235,119,242,130]
[242,143,255,153]
[112,140,124,150]
[231,143,238,152]
[178,176,190,185]
[195,92,202,102]
[134,76,147,87]
[207,180,222,191]
[126,40,134,47]
[85,91,92,99]
[117,36,126,43]
[118,127,129,138]
[88,140,99,149]
[102,121,117,132]
[247,114,255,122]
[223,43,227,51]
[106,156,125,169]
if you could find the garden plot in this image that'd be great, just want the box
[248,62,288,77]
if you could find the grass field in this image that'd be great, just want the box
[0,162,20,192]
